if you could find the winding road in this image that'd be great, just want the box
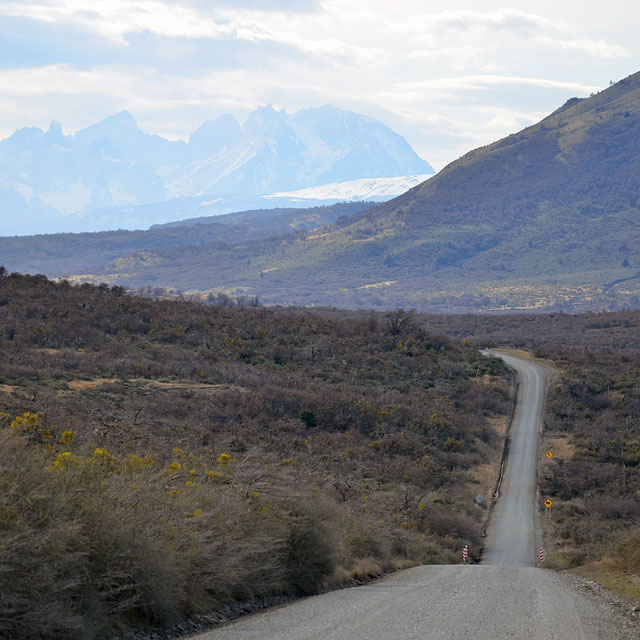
[482,351,545,567]
[192,352,635,639]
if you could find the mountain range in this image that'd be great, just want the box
[3,70,640,313]
[0,106,433,236]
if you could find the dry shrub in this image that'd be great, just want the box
[390,558,416,570]
[0,431,191,637]
[177,497,289,608]
[424,509,482,548]
[350,558,383,580]
[283,500,337,596]
[323,565,353,588]
[0,430,292,637]
[339,516,384,560]
[612,529,640,573]
[0,431,97,639]
[0,403,492,639]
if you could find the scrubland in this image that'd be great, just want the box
[0,270,510,638]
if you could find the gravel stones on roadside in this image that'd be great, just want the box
[561,572,640,638]
[112,595,294,640]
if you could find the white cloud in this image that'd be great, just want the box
[394,8,555,40]
[0,0,380,69]
[396,8,629,63]
[0,0,636,171]
[393,75,602,95]
[0,0,231,42]
[538,36,630,59]
[406,46,486,61]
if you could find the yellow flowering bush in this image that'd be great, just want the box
[92,448,116,471]
[10,412,38,430]
[216,452,232,467]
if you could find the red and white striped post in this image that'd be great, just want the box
[462,545,468,563]
[539,547,544,563]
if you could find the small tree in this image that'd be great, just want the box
[385,308,414,336]
[299,410,317,427]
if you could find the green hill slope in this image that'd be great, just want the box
[0,202,372,278]
[53,71,640,311]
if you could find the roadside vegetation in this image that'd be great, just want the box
[0,269,510,639]
[421,311,640,599]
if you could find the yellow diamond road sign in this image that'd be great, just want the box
[544,499,553,508]
[546,451,553,458]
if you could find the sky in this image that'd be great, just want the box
[0,0,637,170]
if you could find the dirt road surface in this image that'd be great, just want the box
[482,351,544,567]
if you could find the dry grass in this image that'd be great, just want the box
[571,561,640,604]
[64,378,247,394]
[470,463,499,503]
[350,558,384,580]
[486,415,507,437]
[543,435,575,461]
[67,379,118,391]
[131,379,248,395]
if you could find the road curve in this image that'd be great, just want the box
[191,352,635,640]
[482,351,545,567]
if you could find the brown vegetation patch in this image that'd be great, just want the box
[63,378,247,395]
[487,416,507,437]
[350,558,384,579]
[131,379,248,395]
[544,435,575,460]
[0,384,15,394]
[470,463,499,503]
[67,379,118,391]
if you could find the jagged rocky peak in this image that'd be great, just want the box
[188,114,242,157]
[0,103,435,234]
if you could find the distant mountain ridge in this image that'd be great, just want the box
[0,106,433,235]
[42,70,640,313]
[6,73,638,313]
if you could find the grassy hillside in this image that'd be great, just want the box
[53,71,640,312]
[0,270,510,638]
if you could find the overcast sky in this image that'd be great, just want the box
[0,0,637,169]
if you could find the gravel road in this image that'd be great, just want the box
[190,352,638,640]
[190,565,635,639]
[482,352,544,567]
